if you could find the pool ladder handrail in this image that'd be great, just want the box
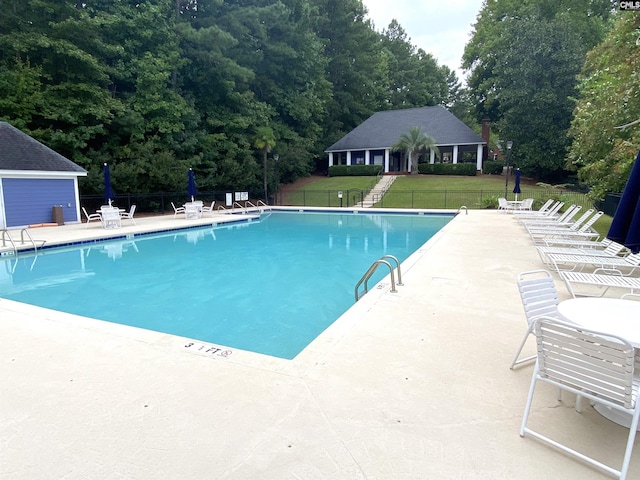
[354,255,403,302]
[1,228,45,255]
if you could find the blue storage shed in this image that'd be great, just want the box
[0,122,87,229]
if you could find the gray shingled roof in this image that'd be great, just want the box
[0,122,86,174]
[326,106,485,152]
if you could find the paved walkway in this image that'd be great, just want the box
[1,209,637,479]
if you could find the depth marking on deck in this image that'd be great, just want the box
[183,341,233,358]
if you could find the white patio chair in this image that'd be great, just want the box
[520,317,639,480]
[171,202,185,218]
[101,207,121,229]
[201,201,215,217]
[511,270,561,369]
[82,207,102,228]
[515,198,533,211]
[120,205,136,225]
[497,197,511,213]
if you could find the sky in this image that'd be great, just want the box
[361,0,485,81]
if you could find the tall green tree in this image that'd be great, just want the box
[462,0,612,181]
[391,126,439,174]
[380,20,452,109]
[568,12,640,200]
[312,0,389,147]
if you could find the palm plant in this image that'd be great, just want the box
[254,127,276,200]
[392,126,439,174]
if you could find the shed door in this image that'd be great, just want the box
[2,178,78,227]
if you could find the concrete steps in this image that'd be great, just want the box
[357,175,398,208]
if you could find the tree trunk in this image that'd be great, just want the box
[263,150,268,200]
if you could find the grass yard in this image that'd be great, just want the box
[280,173,613,238]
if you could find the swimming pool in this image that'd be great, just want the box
[0,211,453,359]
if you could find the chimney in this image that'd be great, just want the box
[481,117,491,144]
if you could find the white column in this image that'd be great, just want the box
[476,144,483,172]
[384,149,390,173]
[328,152,334,167]
[430,150,436,164]
[365,150,370,165]
[452,145,459,164]
[346,151,352,166]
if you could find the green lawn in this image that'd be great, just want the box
[282,174,613,238]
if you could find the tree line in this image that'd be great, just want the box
[0,0,458,198]
[2,1,635,202]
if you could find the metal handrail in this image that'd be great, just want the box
[1,228,44,255]
[354,259,396,301]
[1,229,18,255]
[458,205,468,215]
[380,255,403,286]
[21,228,43,253]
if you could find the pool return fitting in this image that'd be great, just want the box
[354,254,403,302]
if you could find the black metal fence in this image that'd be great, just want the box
[280,189,597,211]
[80,191,235,215]
[81,189,600,214]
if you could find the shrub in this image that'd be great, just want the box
[481,195,500,209]
[418,163,477,176]
[483,160,504,175]
[328,165,383,176]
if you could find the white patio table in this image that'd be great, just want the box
[558,297,640,430]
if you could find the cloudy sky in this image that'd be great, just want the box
[361,0,485,80]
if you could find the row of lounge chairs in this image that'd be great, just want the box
[515,199,640,297]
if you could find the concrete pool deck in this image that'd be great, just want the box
[1,209,637,479]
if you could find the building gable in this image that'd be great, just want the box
[326,106,485,152]
[0,122,86,174]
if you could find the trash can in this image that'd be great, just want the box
[52,205,64,225]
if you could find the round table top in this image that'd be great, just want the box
[558,297,640,347]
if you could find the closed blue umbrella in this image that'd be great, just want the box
[103,163,115,206]
[187,168,197,202]
[512,168,521,201]
[607,150,640,254]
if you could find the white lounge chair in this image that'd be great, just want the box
[515,201,564,221]
[511,270,562,370]
[513,198,554,216]
[536,239,627,265]
[520,317,639,480]
[201,201,215,217]
[545,251,640,275]
[171,202,185,218]
[521,204,581,228]
[527,211,604,245]
[559,270,640,297]
[82,207,102,228]
[120,205,136,225]
[537,239,628,264]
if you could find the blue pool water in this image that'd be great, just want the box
[0,211,452,359]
